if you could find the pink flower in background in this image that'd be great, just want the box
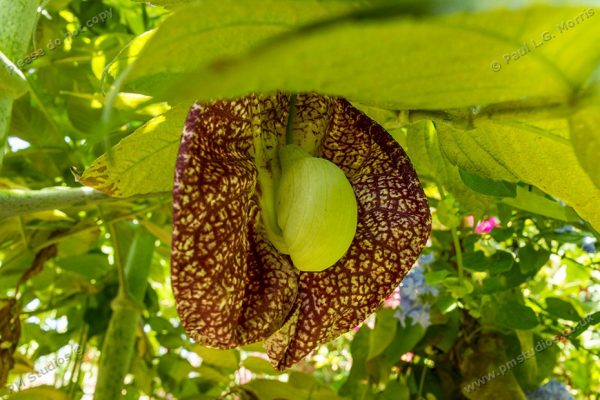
[383,287,401,309]
[464,215,475,228]
[475,217,500,234]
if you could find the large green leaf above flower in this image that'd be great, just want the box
[170,93,431,369]
[123,3,600,110]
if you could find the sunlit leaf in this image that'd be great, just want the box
[129,5,600,110]
[80,106,188,197]
[437,118,600,231]
[570,104,600,190]
[545,297,581,322]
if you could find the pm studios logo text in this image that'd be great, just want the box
[490,8,595,72]
[5,345,83,393]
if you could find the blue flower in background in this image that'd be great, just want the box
[393,263,438,329]
[407,305,431,328]
[582,236,596,254]
[526,380,573,400]
[419,253,435,265]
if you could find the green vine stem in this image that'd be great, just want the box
[451,227,464,283]
[0,187,166,220]
[0,0,40,169]
[435,183,465,283]
[0,188,110,220]
[94,227,155,400]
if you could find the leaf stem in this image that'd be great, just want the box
[417,363,428,399]
[99,206,128,296]
[435,183,465,283]
[452,227,464,282]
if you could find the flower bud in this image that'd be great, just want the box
[272,144,357,272]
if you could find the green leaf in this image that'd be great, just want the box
[367,309,397,360]
[462,251,489,272]
[80,106,188,197]
[383,322,426,363]
[545,297,581,322]
[289,376,345,400]
[0,50,28,99]
[443,277,474,298]
[131,5,600,111]
[462,250,513,274]
[570,104,600,190]
[489,251,515,274]
[242,356,282,375]
[55,254,109,280]
[240,379,307,400]
[502,186,579,222]
[404,120,491,214]
[194,345,239,372]
[518,244,550,275]
[288,371,318,389]
[496,301,538,330]
[437,195,462,229]
[379,380,410,400]
[424,308,460,352]
[459,169,516,198]
[196,364,229,384]
[125,0,354,91]
[567,311,600,339]
[339,325,370,396]
[7,386,69,400]
[437,118,600,230]
[424,269,449,286]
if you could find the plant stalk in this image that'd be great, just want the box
[94,228,155,400]
[0,187,167,220]
[0,0,40,169]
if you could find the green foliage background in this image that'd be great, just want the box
[0,0,599,399]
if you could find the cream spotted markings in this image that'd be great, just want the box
[171,93,431,370]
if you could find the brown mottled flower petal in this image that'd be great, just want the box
[171,96,298,347]
[171,93,431,369]
[266,97,431,369]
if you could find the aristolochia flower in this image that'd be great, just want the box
[170,93,431,370]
